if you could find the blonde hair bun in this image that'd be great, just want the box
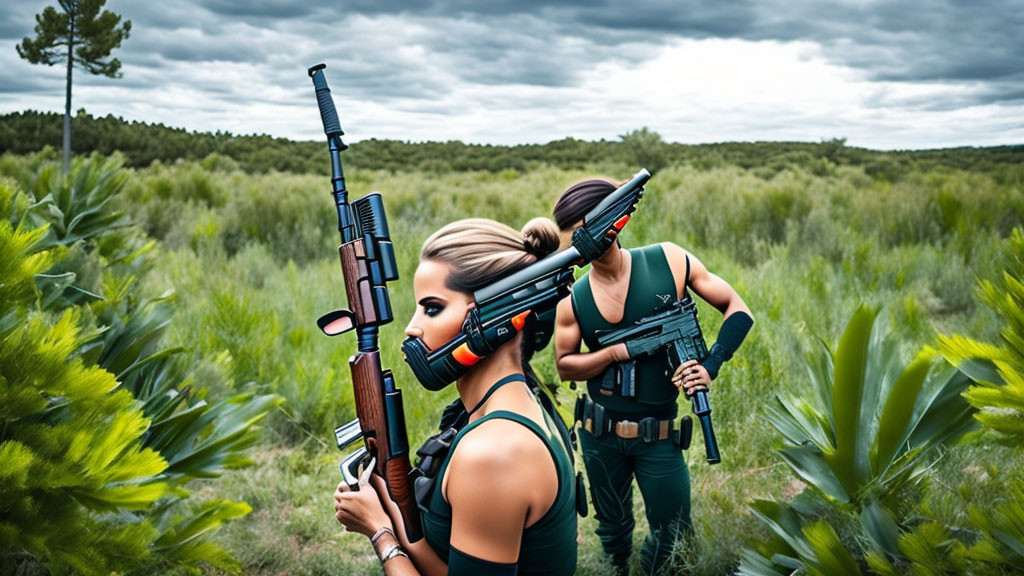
[521,217,559,259]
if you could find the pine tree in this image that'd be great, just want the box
[16,0,131,173]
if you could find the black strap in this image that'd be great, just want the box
[467,374,526,418]
[683,253,691,299]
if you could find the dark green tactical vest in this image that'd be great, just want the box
[571,244,680,417]
[419,400,577,575]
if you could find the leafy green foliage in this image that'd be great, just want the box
[16,0,131,77]
[2,110,1022,177]
[0,208,168,575]
[740,307,979,574]
[0,159,278,575]
[766,307,976,507]
[20,153,130,249]
[620,127,668,174]
[940,228,1024,444]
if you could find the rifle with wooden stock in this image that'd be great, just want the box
[307,63,422,542]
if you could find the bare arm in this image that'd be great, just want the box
[553,295,628,382]
[369,475,448,576]
[662,242,753,320]
[662,242,754,392]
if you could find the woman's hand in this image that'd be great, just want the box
[334,475,393,539]
[369,474,413,546]
[672,359,710,396]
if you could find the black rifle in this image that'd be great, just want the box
[595,296,721,464]
[307,63,423,542]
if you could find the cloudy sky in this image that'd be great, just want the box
[1,0,1021,149]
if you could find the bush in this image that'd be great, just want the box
[0,163,280,575]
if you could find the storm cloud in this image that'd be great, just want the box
[0,0,1020,148]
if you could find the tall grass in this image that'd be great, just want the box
[2,150,1019,574]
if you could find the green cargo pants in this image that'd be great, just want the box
[579,427,691,575]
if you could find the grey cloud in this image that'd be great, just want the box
[0,3,45,40]
[0,53,57,93]
[128,26,276,64]
[203,0,320,19]
[2,0,1021,147]
[348,0,1024,104]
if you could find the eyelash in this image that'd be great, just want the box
[424,303,443,317]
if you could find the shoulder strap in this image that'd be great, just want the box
[569,275,589,323]
[524,366,575,465]
[684,253,691,297]
[466,373,525,417]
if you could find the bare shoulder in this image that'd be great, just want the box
[452,418,549,469]
[659,242,700,297]
[556,294,577,325]
[659,241,688,261]
[445,417,552,508]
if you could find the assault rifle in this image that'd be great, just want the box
[595,296,722,464]
[307,63,422,542]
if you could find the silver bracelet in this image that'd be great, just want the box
[370,526,395,545]
[378,543,409,564]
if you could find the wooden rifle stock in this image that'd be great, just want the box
[348,346,422,542]
[308,63,422,542]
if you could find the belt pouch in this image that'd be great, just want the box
[676,415,693,450]
[638,417,659,443]
[591,401,608,438]
[574,394,586,424]
[620,360,637,398]
[600,366,616,396]
[575,472,589,517]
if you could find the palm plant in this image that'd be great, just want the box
[739,306,978,575]
[21,153,130,249]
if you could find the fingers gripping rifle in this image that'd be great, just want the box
[307,64,423,542]
[595,297,722,464]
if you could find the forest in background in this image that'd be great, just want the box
[2,113,1024,575]
[3,109,1023,177]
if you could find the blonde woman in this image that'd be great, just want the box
[334,218,577,576]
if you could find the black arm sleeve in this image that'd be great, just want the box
[448,546,517,576]
[702,311,754,380]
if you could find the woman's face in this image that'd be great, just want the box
[405,259,474,351]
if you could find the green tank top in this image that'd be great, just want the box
[572,244,680,416]
[419,384,577,575]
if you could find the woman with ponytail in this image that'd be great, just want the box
[334,217,578,576]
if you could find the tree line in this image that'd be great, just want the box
[2,110,1021,178]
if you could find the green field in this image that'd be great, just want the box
[3,141,1022,574]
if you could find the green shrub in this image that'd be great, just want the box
[0,163,280,575]
[739,306,978,575]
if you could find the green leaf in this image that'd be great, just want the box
[860,498,901,557]
[828,305,877,496]
[872,351,934,475]
[749,499,817,561]
[777,443,850,503]
[802,520,862,576]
